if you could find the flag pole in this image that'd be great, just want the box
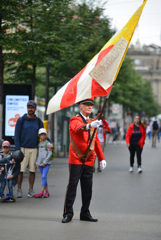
[84,84,113,159]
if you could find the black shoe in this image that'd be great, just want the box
[80,215,98,222]
[62,215,72,223]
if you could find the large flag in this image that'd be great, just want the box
[47,0,147,114]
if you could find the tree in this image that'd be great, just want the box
[2,0,158,120]
[0,0,25,137]
[51,1,113,78]
[110,57,158,117]
[139,80,158,116]
[4,0,73,98]
[34,1,114,97]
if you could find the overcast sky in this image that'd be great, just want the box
[104,0,161,47]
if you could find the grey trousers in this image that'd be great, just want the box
[152,130,158,147]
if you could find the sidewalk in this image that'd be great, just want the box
[0,140,161,240]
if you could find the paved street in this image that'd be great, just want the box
[0,140,161,240]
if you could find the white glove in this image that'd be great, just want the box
[100,160,107,170]
[86,120,101,130]
[91,120,101,128]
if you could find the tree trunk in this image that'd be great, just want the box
[45,67,49,120]
[0,15,4,138]
[54,112,58,157]
[53,86,58,157]
[107,99,110,117]
[32,63,36,99]
[123,105,125,126]
[30,10,36,100]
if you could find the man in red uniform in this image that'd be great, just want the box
[62,98,106,223]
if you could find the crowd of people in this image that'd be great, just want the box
[0,98,160,223]
[0,100,54,202]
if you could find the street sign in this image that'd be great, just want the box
[112,104,120,114]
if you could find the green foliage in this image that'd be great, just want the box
[0,1,26,55]
[3,0,73,97]
[1,0,159,117]
[50,1,114,81]
[0,0,26,103]
[33,1,114,97]
[139,79,159,116]
[110,57,159,117]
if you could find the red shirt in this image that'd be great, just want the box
[126,123,146,148]
[69,115,105,166]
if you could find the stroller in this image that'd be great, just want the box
[0,150,24,203]
[0,162,16,203]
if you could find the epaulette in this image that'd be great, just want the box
[76,114,80,117]
[90,118,94,121]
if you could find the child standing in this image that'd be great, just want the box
[0,150,24,202]
[0,141,12,159]
[33,128,52,198]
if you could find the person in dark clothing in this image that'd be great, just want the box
[126,115,146,173]
[0,150,24,202]
[150,118,159,148]
[14,100,53,198]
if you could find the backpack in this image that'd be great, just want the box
[44,141,55,160]
[152,121,158,130]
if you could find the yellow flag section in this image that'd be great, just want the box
[90,0,147,87]
[90,37,128,90]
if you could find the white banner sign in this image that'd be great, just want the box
[5,95,29,137]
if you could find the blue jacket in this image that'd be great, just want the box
[14,114,44,150]
[0,155,20,186]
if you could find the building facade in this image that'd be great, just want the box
[127,43,161,105]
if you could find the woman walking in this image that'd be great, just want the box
[126,115,146,173]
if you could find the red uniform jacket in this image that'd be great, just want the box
[69,114,105,167]
[126,123,146,148]
[94,118,111,141]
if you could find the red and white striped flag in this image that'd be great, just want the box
[47,0,147,114]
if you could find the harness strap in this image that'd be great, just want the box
[70,135,92,164]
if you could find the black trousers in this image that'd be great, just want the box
[63,164,93,219]
[128,143,143,167]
